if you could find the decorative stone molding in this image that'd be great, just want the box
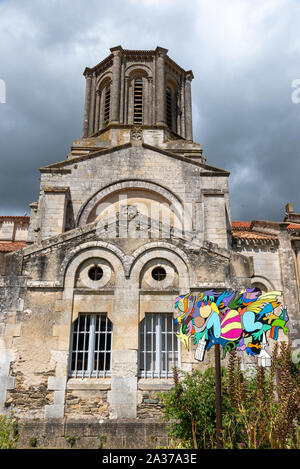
[130,126,143,145]
[141,260,175,289]
[251,275,276,292]
[59,241,128,289]
[96,71,113,90]
[131,241,190,270]
[76,179,184,227]
[125,63,153,78]
[76,257,113,290]
[129,242,191,291]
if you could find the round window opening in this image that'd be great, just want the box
[151,266,166,281]
[88,265,104,281]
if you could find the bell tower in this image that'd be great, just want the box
[82,45,194,141]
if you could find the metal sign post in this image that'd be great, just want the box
[174,289,289,450]
[214,344,223,449]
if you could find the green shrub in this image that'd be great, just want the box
[224,342,300,449]
[64,435,77,448]
[29,437,37,448]
[158,342,300,449]
[158,367,220,449]
[97,435,107,449]
[0,413,19,449]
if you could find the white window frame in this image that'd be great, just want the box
[138,313,180,378]
[69,313,112,378]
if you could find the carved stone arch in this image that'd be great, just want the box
[125,64,152,79]
[96,72,112,91]
[60,241,127,293]
[97,73,112,129]
[76,179,186,229]
[128,69,148,81]
[129,241,191,291]
[251,275,276,293]
[165,74,179,133]
[128,70,146,125]
[166,73,179,90]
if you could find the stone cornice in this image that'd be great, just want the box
[83,54,114,77]
[185,70,194,81]
[233,236,279,249]
[141,142,230,175]
[42,186,70,194]
[110,45,123,54]
[165,56,186,76]
[39,140,230,175]
[39,143,132,171]
[84,46,190,78]
[40,167,72,174]
[0,215,30,221]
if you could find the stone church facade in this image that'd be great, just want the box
[0,46,299,447]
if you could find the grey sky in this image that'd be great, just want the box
[0,0,299,221]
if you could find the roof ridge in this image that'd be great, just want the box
[0,215,30,220]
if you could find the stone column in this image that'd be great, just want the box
[180,76,186,138]
[278,225,300,349]
[40,187,69,240]
[120,60,125,124]
[184,71,194,141]
[94,90,100,133]
[296,247,300,301]
[148,77,153,125]
[144,77,149,125]
[110,46,123,123]
[176,90,181,135]
[88,72,96,135]
[26,201,38,243]
[155,47,167,125]
[107,277,139,419]
[128,80,133,125]
[293,246,300,363]
[124,77,129,125]
[99,88,104,130]
[82,72,92,137]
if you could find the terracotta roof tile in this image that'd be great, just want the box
[0,216,30,222]
[287,223,300,230]
[232,220,279,242]
[0,241,27,252]
[232,230,278,240]
[231,221,251,230]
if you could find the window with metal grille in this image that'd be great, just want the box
[138,313,179,378]
[133,78,143,124]
[104,85,111,123]
[166,88,172,129]
[69,314,112,378]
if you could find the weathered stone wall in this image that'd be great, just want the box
[5,373,54,417]
[0,223,253,421]
[137,383,170,420]
[83,46,191,139]
[0,253,5,275]
[36,145,230,248]
[0,218,29,242]
[236,246,282,290]
[65,389,109,418]
[15,418,170,449]
[203,194,227,248]
[1,46,299,448]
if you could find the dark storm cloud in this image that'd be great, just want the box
[0,0,299,221]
